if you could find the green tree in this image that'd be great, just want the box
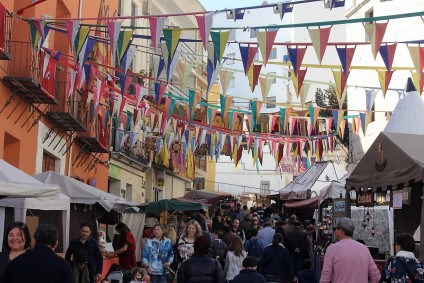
[315,85,349,147]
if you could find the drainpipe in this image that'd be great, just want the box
[79,0,82,18]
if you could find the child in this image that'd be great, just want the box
[295,259,316,283]
[129,267,150,283]
[72,249,90,283]
[232,256,265,283]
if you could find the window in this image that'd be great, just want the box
[283,54,290,63]
[120,189,126,199]
[371,103,375,123]
[268,72,277,84]
[227,53,235,65]
[266,96,276,108]
[42,152,56,172]
[131,2,137,28]
[250,28,257,38]
[228,76,235,88]
[4,132,20,168]
[269,48,277,60]
[260,181,270,195]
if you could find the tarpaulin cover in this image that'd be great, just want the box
[283,196,320,209]
[146,199,207,214]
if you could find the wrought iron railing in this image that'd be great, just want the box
[7,41,40,81]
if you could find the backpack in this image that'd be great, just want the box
[245,238,261,259]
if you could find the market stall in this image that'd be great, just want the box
[173,189,231,208]
[280,161,347,201]
[146,199,208,224]
[346,78,424,260]
[0,160,69,252]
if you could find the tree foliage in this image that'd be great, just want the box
[315,85,349,147]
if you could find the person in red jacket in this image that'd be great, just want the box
[107,222,136,272]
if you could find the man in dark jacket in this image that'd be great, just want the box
[287,222,309,275]
[233,256,265,283]
[177,235,226,283]
[65,223,103,283]
[2,223,73,283]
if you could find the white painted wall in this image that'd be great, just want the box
[345,0,424,167]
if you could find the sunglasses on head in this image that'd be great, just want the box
[10,222,26,229]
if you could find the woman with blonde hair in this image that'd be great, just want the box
[177,219,202,265]
[165,227,177,247]
[224,236,247,282]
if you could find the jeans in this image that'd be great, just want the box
[150,274,167,283]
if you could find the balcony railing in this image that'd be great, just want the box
[76,107,110,153]
[3,41,57,104]
[0,10,12,60]
[110,126,152,167]
[46,80,86,132]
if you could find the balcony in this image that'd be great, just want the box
[46,81,86,132]
[3,41,57,104]
[110,127,152,169]
[0,8,12,60]
[75,106,110,153]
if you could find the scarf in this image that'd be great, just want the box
[396,250,416,259]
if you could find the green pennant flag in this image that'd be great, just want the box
[163,28,182,60]
[29,20,41,50]
[210,30,231,62]
[117,30,134,61]
[280,108,286,131]
[250,100,257,128]
[89,101,95,123]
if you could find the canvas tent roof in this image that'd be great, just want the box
[384,79,424,135]
[174,190,230,206]
[319,172,356,204]
[146,199,208,214]
[283,196,320,209]
[34,171,140,213]
[280,161,347,200]
[346,131,424,191]
[0,159,60,199]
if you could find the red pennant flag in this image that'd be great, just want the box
[240,45,258,75]
[379,44,397,73]
[248,64,262,92]
[378,70,394,98]
[308,26,331,64]
[287,46,307,77]
[257,30,278,66]
[364,22,388,60]
[336,46,356,76]
[40,51,56,100]
[289,68,307,97]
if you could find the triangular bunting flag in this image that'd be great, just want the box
[247,64,262,92]
[239,45,258,75]
[289,68,307,97]
[220,94,233,120]
[257,30,278,66]
[287,46,307,76]
[336,46,356,76]
[379,43,397,73]
[195,13,213,50]
[411,70,424,95]
[259,75,274,101]
[364,22,388,60]
[149,17,165,52]
[365,89,378,113]
[407,45,424,75]
[273,2,293,20]
[377,70,394,98]
[308,26,331,64]
[332,69,349,108]
[155,83,167,105]
[177,61,193,88]
[210,31,231,63]
[220,70,235,95]
[117,30,134,61]
[163,28,182,60]
[207,107,217,128]
[189,89,202,124]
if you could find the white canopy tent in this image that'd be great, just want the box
[0,160,69,251]
[33,171,139,213]
[0,159,60,198]
[319,172,356,204]
[280,161,347,200]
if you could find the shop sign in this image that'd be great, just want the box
[356,192,374,207]
[389,187,412,208]
[392,190,403,209]
[332,198,345,214]
[109,164,121,180]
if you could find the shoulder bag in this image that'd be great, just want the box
[154,241,175,282]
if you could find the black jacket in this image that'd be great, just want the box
[233,269,265,283]
[177,254,226,283]
[1,245,73,283]
[287,228,309,258]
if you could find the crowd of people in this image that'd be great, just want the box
[0,203,424,283]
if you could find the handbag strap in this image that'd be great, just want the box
[154,241,165,264]
[397,256,418,283]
